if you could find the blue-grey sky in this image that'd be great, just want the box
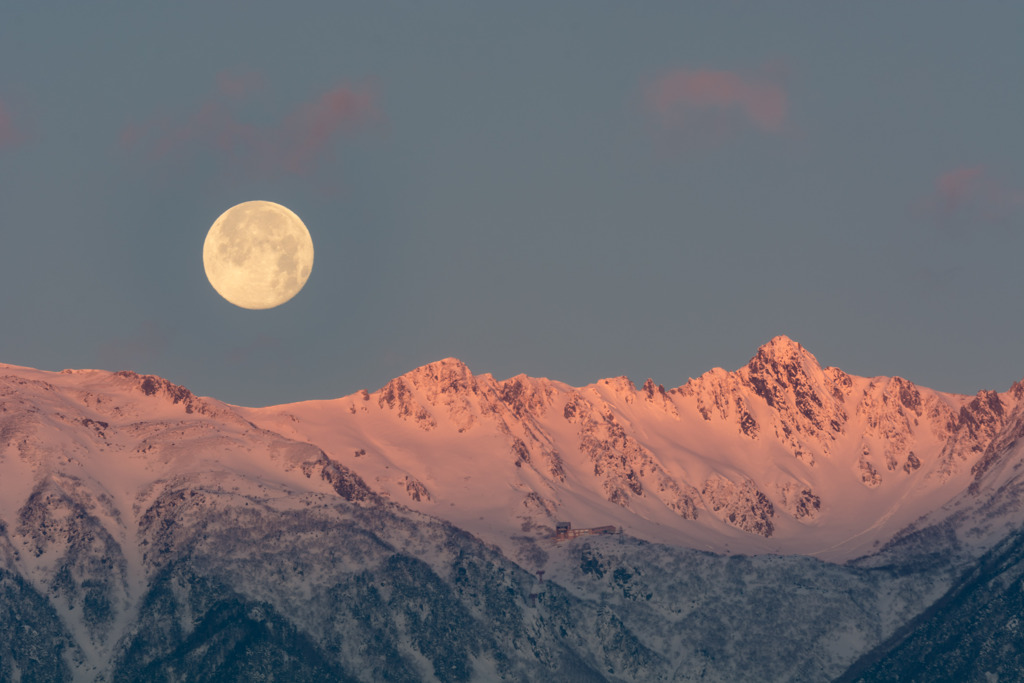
[1,3,1021,406]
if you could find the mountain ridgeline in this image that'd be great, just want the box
[1,336,1023,681]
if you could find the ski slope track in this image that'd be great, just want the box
[1,335,1023,681]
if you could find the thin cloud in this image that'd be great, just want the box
[926,166,1024,225]
[282,86,375,174]
[121,74,377,176]
[646,67,787,135]
[936,166,984,215]
[0,100,21,148]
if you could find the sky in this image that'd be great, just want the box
[1,3,1022,407]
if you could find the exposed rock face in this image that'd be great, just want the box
[903,451,921,473]
[403,475,431,502]
[301,451,376,502]
[702,476,776,537]
[376,359,560,436]
[640,377,680,419]
[562,390,699,518]
[937,389,1009,478]
[969,401,1024,493]
[114,370,213,416]
[499,374,555,420]
[857,377,922,473]
[743,338,846,444]
[564,392,648,506]
[778,483,822,520]
[377,375,438,430]
[858,453,882,488]
[676,368,762,440]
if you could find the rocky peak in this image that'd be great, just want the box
[640,378,679,418]
[596,376,638,404]
[498,374,554,420]
[744,337,824,391]
[743,338,835,411]
[738,337,848,461]
[882,376,923,416]
[750,335,818,367]
[394,358,477,395]
[948,390,1005,440]
[375,359,492,432]
[113,371,209,415]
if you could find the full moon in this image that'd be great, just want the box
[203,201,314,310]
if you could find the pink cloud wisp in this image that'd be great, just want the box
[936,166,985,216]
[283,86,376,174]
[647,68,787,134]
[930,166,1024,223]
[0,100,20,149]
[122,76,377,176]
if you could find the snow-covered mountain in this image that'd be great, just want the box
[244,335,1024,561]
[1,336,1023,681]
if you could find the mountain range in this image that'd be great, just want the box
[2,335,1023,681]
